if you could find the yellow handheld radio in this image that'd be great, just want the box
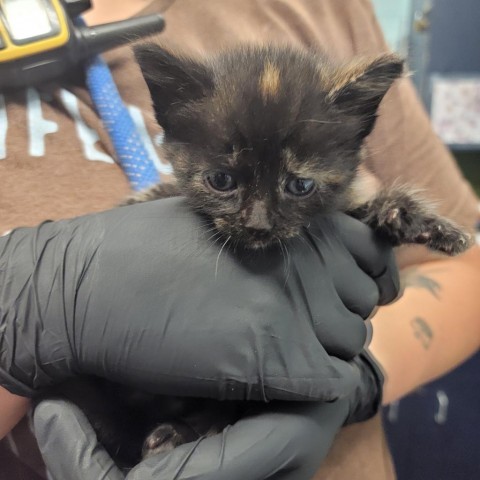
[0,0,165,90]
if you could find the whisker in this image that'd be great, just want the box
[191,224,217,237]
[277,238,291,287]
[202,226,219,235]
[194,220,214,230]
[215,236,231,279]
[207,232,223,243]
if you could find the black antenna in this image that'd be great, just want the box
[76,14,165,59]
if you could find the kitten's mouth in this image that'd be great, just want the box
[246,237,275,250]
[240,227,277,250]
[216,228,276,250]
[243,228,303,250]
[212,219,299,250]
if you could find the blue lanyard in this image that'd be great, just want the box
[85,54,160,191]
[78,19,160,191]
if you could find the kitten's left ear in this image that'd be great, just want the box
[134,44,214,135]
[327,54,405,136]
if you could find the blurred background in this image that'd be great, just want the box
[371,1,480,479]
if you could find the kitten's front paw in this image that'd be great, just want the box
[422,219,473,255]
[352,189,474,256]
[142,422,196,458]
[377,208,472,255]
[378,209,472,256]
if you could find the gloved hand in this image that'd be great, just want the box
[0,197,398,402]
[33,350,383,480]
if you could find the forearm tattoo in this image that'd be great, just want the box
[400,268,440,348]
[400,267,443,299]
[410,316,434,350]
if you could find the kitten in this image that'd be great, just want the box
[126,44,471,255]
[48,45,472,469]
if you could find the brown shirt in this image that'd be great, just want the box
[0,1,478,479]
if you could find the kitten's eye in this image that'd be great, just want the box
[286,177,315,197]
[205,171,237,192]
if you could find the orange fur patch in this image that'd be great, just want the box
[259,62,281,101]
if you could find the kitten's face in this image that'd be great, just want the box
[136,45,403,248]
[162,106,359,248]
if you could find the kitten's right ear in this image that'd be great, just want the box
[326,54,405,137]
[134,44,214,133]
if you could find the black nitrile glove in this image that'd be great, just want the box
[33,349,383,480]
[0,197,398,402]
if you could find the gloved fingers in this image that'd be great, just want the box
[33,399,125,480]
[312,214,400,305]
[284,239,369,357]
[371,263,402,306]
[127,400,349,480]
[329,260,381,319]
[311,301,367,359]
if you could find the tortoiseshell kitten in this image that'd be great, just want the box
[126,44,470,255]
[52,45,472,469]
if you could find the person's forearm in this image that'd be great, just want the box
[369,244,480,405]
[0,386,30,439]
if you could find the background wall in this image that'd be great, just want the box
[373,0,480,195]
[371,0,412,54]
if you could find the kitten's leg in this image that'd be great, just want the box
[348,187,473,255]
[121,183,181,206]
[142,400,244,458]
[142,421,199,457]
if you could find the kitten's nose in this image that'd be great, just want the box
[245,200,273,231]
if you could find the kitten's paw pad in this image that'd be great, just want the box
[142,423,189,458]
